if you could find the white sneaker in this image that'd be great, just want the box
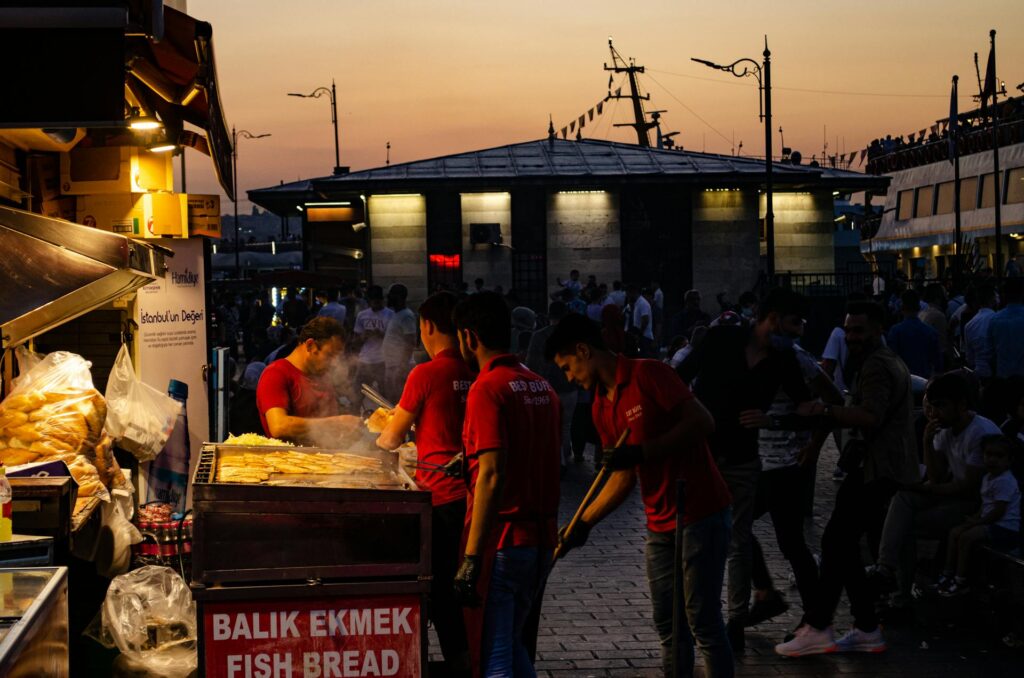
[835,627,887,653]
[774,625,837,657]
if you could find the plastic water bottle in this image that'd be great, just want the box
[0,466,12,541]
[147,379,191,512]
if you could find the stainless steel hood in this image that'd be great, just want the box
[0,204,170,349]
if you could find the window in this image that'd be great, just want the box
[512,252,547,311]
[1006,167,1024,204]
[914,185,935,218]
[980,172,1003,208]
[935,181,955,215]
[960,176,979,210]
[897,189,914,220]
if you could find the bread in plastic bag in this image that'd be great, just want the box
[95,565,197,677]
[0,350,110,503]
[104,345,180,462]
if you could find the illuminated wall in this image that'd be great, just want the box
[691,189,760,301]
[368,194,428,303]
[761,191,835,273]
[546,190,620,294]
[461,192,512,290]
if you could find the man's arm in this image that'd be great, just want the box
[828,357,892,430]
[376,406,417,450]
[464,449,505,557]
[264,408,361,444]
[638,312,650,334]
[581,468,638,526]
[918,463,983,498]
[921,421,949,484]
[641,397,715,462]
[809,372,843,406]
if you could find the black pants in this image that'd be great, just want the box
[431,500,469,664]
[750,466,819,615]
[805,469,897,632]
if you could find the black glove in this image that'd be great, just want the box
[601,444,645,470]
[441,453,464,479]
[556,521,592,559]
[452,555,482,607]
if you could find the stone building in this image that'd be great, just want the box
[249,138,886,313]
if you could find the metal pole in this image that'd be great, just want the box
[990,30,1003,282]
[232,126,240,279]
[331,79,341,174]
[953,76,962,285]
[763,39,775,279]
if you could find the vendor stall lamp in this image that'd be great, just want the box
[129,109,162,131]
[148,142,177,153]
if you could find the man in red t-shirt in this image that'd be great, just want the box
[376,291,472,674]
[449,292,561,677]
[545,314,735,678]
[255,317,361,445]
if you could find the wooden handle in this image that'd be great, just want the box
[553,427,630,562]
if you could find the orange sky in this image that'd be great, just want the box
[181,0,1024,210]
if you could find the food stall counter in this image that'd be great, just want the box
[0,566,69,678]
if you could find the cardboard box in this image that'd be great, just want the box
[77,192,188,239]
[187,193,221,238]
[39,196,76,222]
[60,145,173,195]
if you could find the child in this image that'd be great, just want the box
[938,435,1021,596]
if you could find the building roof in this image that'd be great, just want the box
[250,138,888,215]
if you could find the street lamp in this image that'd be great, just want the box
[692,38,775,278]
[232,126,271,279]
[288,80,343,175]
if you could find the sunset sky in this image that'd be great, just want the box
[182,0,1024,210]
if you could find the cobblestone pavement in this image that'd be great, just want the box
[433,440,1023,676]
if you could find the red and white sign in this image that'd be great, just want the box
[202,594,422,678]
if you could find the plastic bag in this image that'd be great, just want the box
[0,351,110,503]
[96,566,197,677]
[104,345,179,462]
[94,487,142,578]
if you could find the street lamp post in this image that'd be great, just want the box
[693,38,775,278]
[231,126,271,279]
[288,80,342,175]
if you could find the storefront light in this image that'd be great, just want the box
[304,201,351,207]
[148,142,177,153]
[557,190,606,194]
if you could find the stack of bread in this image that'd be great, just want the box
[0,382,120,517]
[365,407,395,434]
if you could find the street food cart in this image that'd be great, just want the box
[190,441,432,678]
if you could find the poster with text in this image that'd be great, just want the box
[135,237,209,508]
[202,594,422,678]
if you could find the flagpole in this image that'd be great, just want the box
[989,29,1003,282]
[953,75,962,285]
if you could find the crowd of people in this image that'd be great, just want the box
[214,267,1023,677]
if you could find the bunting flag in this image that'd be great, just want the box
[597,101,604,115]
[616,87,622,97]
[608,74,614,89]
[561,127,568,139]
[918,129,927,140]
[930,124,939,135]
[981,41,996,109]
[588,108,595,121]
[859,149,868,163]
[948,76,958,165]
[579,114,586,129]
[570,120,576,133]
[849,151,857,164]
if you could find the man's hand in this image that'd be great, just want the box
[923,419,941,444]
[739,409,770,429]
[452,555,482,607]
[441,453,464,479]
[556,521,592,559]
[601,444,644,470]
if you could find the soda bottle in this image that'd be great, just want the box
[0,466,13,541]
[146,379,191,512]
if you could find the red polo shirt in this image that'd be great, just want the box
[255,359,340,435]
[398,348,472,506]
[462,354,561,550]
[592,356,731,531]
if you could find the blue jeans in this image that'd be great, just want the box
[646,509,734,678]
[482,546,551,677]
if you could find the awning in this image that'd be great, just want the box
[126,6,234,199]
[0,205,170,349]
